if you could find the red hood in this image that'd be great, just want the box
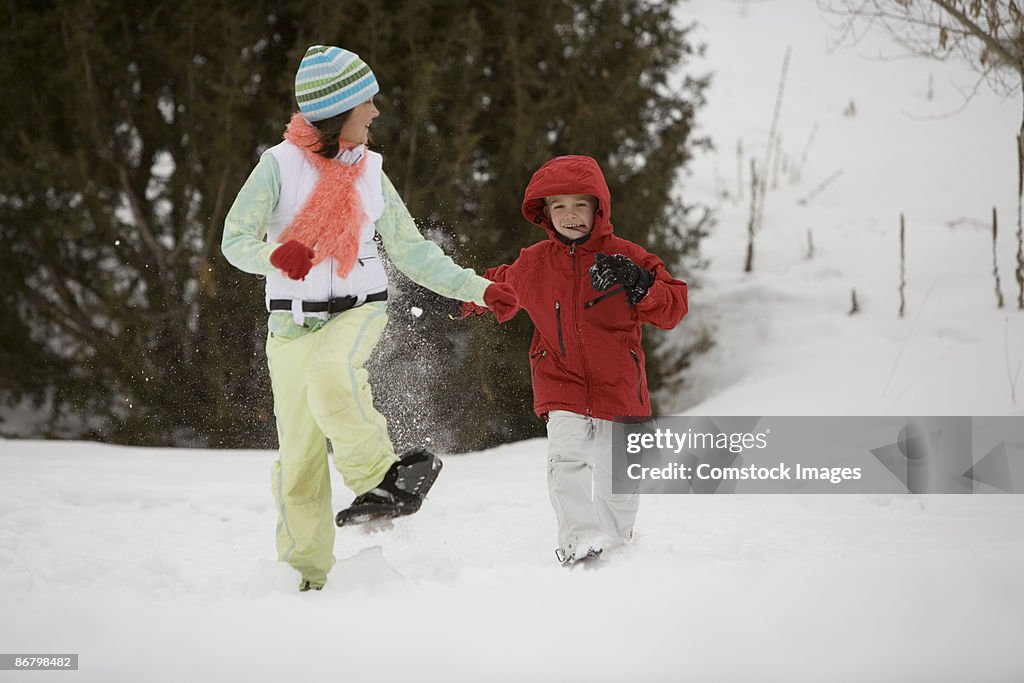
[521,155,613,243]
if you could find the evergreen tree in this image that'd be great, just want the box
[0,0,708,449]
[0,0,296,445]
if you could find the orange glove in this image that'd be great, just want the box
[270,240,315,280]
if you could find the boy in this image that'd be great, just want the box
[465,155,688,566]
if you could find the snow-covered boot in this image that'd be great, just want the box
[555,546,603,568]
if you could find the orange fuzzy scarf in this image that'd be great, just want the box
[278,112,368,278]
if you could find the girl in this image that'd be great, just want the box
[222,45,516,591]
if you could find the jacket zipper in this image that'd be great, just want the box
[530,349,548,368]
[630,349,644,406]
[328,251,334,303]
[555,301,566,357]
[570,243,594,416]
[585,285,626,308]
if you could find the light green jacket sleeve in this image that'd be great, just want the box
[221,153,281,276]
[376,173,489,306]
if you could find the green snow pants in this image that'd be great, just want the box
[265,301,398,587]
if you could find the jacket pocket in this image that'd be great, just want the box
[555,301,566,357]
[630,349,645,406]
[529,349,548,381]
[585,286,626,309]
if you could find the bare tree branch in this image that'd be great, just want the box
[931,0,1021,68]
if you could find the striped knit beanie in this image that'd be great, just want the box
[295,45,379,122]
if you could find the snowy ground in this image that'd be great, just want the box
[3,2,1024,682]
[2,440,1023,682]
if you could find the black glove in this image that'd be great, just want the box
[589,253,656,305]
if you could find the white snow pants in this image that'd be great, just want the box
[546,410,639,559]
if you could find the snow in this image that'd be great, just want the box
[3,2,1024,681]
[2,439,1023,681]
[665,1,1024,417]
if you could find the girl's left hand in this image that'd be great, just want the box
[270,240,316,280]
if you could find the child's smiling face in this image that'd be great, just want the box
[339,97,380,146]
[544,194,597,240]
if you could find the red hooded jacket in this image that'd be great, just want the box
[481,155,688,421]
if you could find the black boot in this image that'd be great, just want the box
[336,449,443,527]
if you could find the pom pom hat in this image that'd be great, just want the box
[295,45,379,122]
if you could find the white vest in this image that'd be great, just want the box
[264,141,387,323]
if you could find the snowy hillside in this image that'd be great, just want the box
[668,1,1024,417]
[2,2,1024,682]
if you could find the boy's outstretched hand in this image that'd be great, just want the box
[460,300,489,318]
[270,239,315,280]
[483,282,519,322]
[589,253,655,305]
